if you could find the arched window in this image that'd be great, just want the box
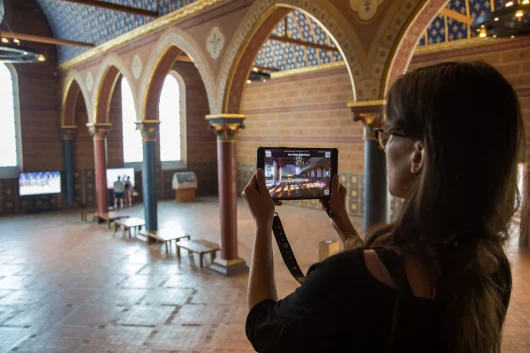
[121,77,143,163]
[0,63,21,174]
[159,72,186,168]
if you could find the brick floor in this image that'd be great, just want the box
[0,197,528,353]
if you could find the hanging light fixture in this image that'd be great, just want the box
[0,0,45,63]
[471,0,530,39]
[248,68,271,83]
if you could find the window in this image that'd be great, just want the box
[159,73,186,166]
[121,77,143,163]
[0,63,20,170]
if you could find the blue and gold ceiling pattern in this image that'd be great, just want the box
[36,0,197,63]
[420,0,507,45]
[35,0,504,67]
[253,10,342,72]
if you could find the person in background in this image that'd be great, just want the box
[124,176,134,207]
[113,176,125,208]
[243,61,523,353]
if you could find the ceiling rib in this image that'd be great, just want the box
[269,34,339,52]
[1,31,95,48]
[60,0,159,18]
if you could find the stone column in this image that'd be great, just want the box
[350,101,387,233]
[62,126,77,204]
[135,121,160,232]
[206,114,247,275]
[88,123,111,216]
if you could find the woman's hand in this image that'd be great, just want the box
[320,175,348,221]
[242,169,281,227]
[320,175,359,243]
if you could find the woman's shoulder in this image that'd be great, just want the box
[309,247,399,290]
[308,248,373,285]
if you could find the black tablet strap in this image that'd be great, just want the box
[272,213,306,284]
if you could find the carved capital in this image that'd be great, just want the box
[135,120,160,142]
[206,114,246,141]
[348,100,385,140]
[61,126,78,141]
[87,123,111,140]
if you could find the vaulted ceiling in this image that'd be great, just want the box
[36,0,197,63]
[34,0,504,67]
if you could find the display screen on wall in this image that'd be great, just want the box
[106,168,135,189]
[19,171,62,196]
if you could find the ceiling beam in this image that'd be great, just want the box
[60,0,158,18]
[1,31,95,48]
[269,35,339,52]
[440,8,473,25]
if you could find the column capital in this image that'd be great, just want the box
[348,100,385,140]
[135,120,160,142]
[205,114,246,141]
[61,125,78,141]
[87,123,112,139]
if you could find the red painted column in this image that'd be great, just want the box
[217,139,238,260]
[88,123,111,216]
[206,114,247,275]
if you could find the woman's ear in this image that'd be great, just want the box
[410,140,425,174]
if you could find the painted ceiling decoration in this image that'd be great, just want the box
[37,0,197,63]
[253,10,343,72]
[34,0,503,68]
[419,0,506,45]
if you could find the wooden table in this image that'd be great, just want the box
[139,228,191,253]
[114,217,145,238]
[175,239,220,268]
[97,212,129,229]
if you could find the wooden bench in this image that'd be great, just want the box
[80,208,97,222]
[97,212,129,229]
[175,239,220,268]
[139,228,191,253]
[114,217,145,238]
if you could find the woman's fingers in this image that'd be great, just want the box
[273,201,283,206]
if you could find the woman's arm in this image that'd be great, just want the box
[248,220,278,309]
[322,175,364,250]
[242,169,279,310]
[330,214,364,250]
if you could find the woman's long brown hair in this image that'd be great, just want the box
[366,62,525,353]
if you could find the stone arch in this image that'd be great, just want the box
[93,54,135,124]
[219,0,363,113]
[62,71,91,127]
[382,0,447,96]
[139,28,216,121]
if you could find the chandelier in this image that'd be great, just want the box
[471,0,530,39]
[0,0,45,63]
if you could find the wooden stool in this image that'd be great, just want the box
[140,228,191,253]
[97,212,129,229]
[80,208,97,222]
[114,217,145,238]
[175,239,220,268]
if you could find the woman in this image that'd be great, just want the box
[242,62,524,353]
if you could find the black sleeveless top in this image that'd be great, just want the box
[246,248,444,353]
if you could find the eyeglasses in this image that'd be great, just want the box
[374,128,408,151]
